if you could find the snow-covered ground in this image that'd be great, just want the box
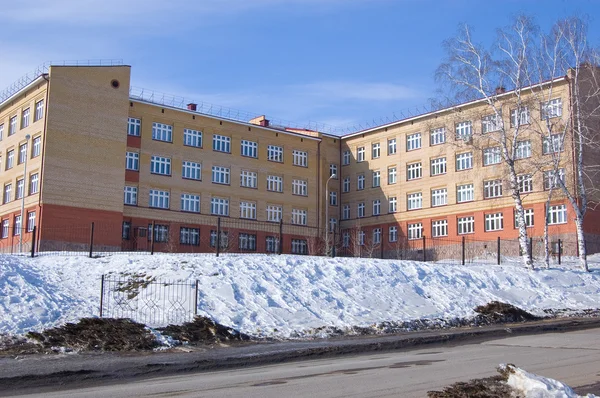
[505,365,597,397]
[1,253,600,337]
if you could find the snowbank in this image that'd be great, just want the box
[1,254,600,337]
[505,365,597,397]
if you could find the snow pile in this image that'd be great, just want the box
[505,364,597,397]
[1,254,600,337]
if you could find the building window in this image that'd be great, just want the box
[16,179,24,200]
[541,98,562,119]
[485,212,504,231]
[330,164,338,178]
[406,133,422,151]
[373,228,381,244]
[343,177,350,193]
[29,173,39,195]
[266,236,279,253]
[21,108,30,129]
[239,233,257,251]
[388,167,397,184]
[329,218,337,232]
[182,161,202,180]
[342,150,351,165]
[481,113,501,133]
[329,190,337,205]
[18,143,27,164]
[122,221,131,240]
[430,157,447,176]
[389,226,398,242]
[149,189,169,208]
[240,201,257,219]
[266,205,282,222]
[543,134,564,154]
[372,199,381,216]
[267,175,283,192]
[458,216,475,235]
[181,193,200,213]
[358,231,365,246]
[150,156,171,175]
[547,204,567,225]
[407,162,422,180]
[212,166,231,184]
[342,204,350,220]
[431,188,448,207]
[372,143,381,159]
[518,174,533,193]
[35,100,44,122]
[210,230,229,248]
[389,196,397,213]
[32,136,41,158]
[292,150,308,167]
[1,220,8,238]
[511,107,530,127]
[356,146,365,162]
[457,184,474,203]
[151,122,172,142]
[484,179,503,198]
[211,197,229,216]
[407,192,422,210]
[291,209,307,225]
[408,223,422,240]
[184,129,202,148]
[6,150,14,170]
[180,227,200,246]
[515,208,534,228]
[0,124,3,140]
[455,121,472,140]
[14,215,21,236]
[456,152,473,171]
[292,239,308,255]
[128,118,141,136]
[267,145,283,162]
[126,152,139,171]
[544,169,565,190]
[515,140,532,159]
[293,179,308,196]
[357,202,365,218]
[432,220,448,237]
[430,127,446,146]
[240,170,257,188]
[357,174,365,190]
[372,171,380,188]
[3,184,11,204]
[213,134,231,153]
[342,232,350,248]
[388,138,397,155]
[483,147,502,166]
[9,116,17,136]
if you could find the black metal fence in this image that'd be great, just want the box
[99,275,199,327]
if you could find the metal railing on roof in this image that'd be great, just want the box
[0,59,124,104]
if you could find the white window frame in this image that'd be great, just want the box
[388,138,397,155]
[3,184,11,204]
[182,161,202,180]
[267,145,284,162]
[9,116,17,135]
[511,107,530,127]
[357,174,365,190]
[343,177,350,193]
[388,167,397,184]
[430,127,446,145]
[330,164,338,178]
[128,118,141,136]
[342,204,350,220]
[240,170,257,188]
[29,173,39,195]
[407,192,422,210]
[27,211,35,232]
[455,121,472,140]
[212,166,231,185]
[267,175,283,192]
[150,156,171,176]
[213,134,231,153]
[408,223,423,240]
[211,197,230,216]
[457,184,474,203]
[456,152,473,171]
[6,150,14,170]
[482,113,502,133]
[483,147,502,166]
[126,152,139,171]
[430,157,447,176]
[515,140,532,159]
[458,216,475,235]
[518,174,533,193]
[181,193,200,213]
[543,134,564,154]
[485,212,504,232]
[373,228,381,244]
[292,179,308,196]
[484,179,503,198]
[329,190,337,206]
[292,150,308,167]
[432,220,448,237]
[541,98,563,119]
[35,100,44,122]
[357,146,365,162]
[18,143,27,164]
[343,150,351,165]
[544,168,565,190]
[372,170,380,187]
[149,189,169,209]
[240,201,257,219]
[357,202,365,218]
[547,204,567,225]
[151,122,172,142]
[266,205,282,222]
[372,142,381,159]
[406,133,422,151]
[389,196,397,213]
[21,108,30,129]
[515,208,534,228]
[291,209,308,225]
[389,226,398,242]
[407,162,422,180]
[431,188,448,207]
[184,128,203,148]
[32,136,41,157]
[372,199,381,215]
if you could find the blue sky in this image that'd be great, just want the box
[1,0,598,134]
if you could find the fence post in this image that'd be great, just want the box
[99,274,105,318]
[150,221,155,255]
[216,217,221,257]
[89,222,95,258]
[529,237,533,263]
[461,236,465,266]
[422,235,426,262]
[558,238,562,265]
[332,229,336,258]
[278,219,283,255]
[194,280,199,316]
[30,226,36,258]
[497,237,501,265]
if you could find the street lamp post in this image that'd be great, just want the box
[325,173,336,256]
[19,134,30,254]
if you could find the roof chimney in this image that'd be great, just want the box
[259,119,270,127]
[249,115,269,127]
[187,103,197,111]
[495,87,506,95]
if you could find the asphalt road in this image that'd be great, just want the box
[11,327,600,398]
